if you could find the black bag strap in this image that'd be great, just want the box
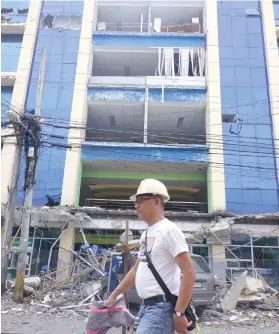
[144,231,173,301]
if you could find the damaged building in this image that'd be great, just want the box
[1,0,279,291]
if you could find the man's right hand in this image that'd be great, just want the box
[105,294,117,313]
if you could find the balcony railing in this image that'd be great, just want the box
[84,198,208,213]
[93,21,201,34]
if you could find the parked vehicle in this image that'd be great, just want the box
[100,253,216,315]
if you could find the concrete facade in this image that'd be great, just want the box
[1,0,279,282]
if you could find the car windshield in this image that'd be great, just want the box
[192,256,210,273]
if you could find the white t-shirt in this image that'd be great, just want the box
[135,218,189,299]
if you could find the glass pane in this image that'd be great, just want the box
[253,237,278,247]
[231,234,250,245]
[192,246,209,264]
[254,247,279,268]
[226,246,251,259]
[191,256,210,273]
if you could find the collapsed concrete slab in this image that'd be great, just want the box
[221,271,248,312]
[242,277,265,296]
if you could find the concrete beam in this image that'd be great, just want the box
[205,0,226,213]
[1,73,16,86]
[88,76,206,89]
[1,23,25,34]
[261,0,279,186]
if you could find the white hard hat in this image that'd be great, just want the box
[130,179,170,203]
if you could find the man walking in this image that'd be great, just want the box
[106,179,196,334]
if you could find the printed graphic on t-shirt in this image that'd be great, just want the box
[138,237,155,262]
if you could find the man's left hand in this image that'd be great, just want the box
[173,314,192,334]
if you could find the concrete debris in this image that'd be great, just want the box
[6,279,14,290]
[257,294,279,311]
[242,277,266,296]
[220,271,279,314]
[43,293,53,304]
[12,308,23,312]
[24,285,35,295]
[229,315,238,321]
[24,276,41,288]
[201,307,279,327]
[238,293,266,303]
[221,271,248,312]
[201,309,230,322]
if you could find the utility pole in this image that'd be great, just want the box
[1,142,24,294]
[14,48,46,303]
[122,221,129,334]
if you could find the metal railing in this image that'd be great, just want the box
[93,21,201,34]
[94,22,149,33]
[84,198,208,213]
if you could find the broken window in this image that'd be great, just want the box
[1,8,13,14]
[18,8,28,15]
[1,7,28,23]
[222,114,237,123]
[1,15,11,22]
[41,14,81,29]
[155,48,205,77]
[43,14,54,28]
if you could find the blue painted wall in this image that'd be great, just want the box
[217,1,279,214]
[88,87,206,103]
[1,86,14,125]
[1,34,23,72]
[1,1,29,23]
[93,33,205,48]
[82,144,208,164]
[16,0,84,206]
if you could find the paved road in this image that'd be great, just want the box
[2,313,279,334]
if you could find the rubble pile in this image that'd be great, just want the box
[200,273,279,327]
[4,250,106,317]
[221,274,279,312]
[3,276,103,319]
[201,308,279,327]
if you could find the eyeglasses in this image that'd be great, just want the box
[135,196,156,205]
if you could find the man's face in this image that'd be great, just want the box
[134,195,158,220]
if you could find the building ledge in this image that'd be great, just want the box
[1,72,16,86]
[82,141,208,149]
[89,76,206,90]
[1,23,25,34]
[94,31,206,38]
[1,205,278,235]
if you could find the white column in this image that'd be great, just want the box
[205,0,226,212]
[261,0,279,184]
[60,0,96,206]
[56,222,76,282]
[1,0,42,204]
[144,87,149,143]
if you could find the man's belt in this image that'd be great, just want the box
[142,294,167,306]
